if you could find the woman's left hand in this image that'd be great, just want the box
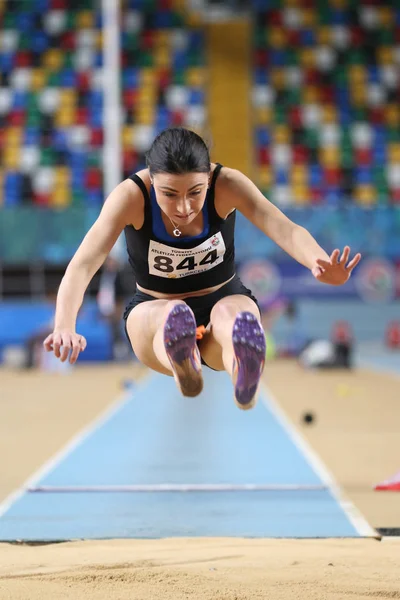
[311,246,362,286]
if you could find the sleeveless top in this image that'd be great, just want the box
[124,163,236,294]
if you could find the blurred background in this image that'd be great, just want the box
[0,0,400,370]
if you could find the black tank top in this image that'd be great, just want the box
[124,163,236,294]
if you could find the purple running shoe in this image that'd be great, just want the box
[164,304,203,397]
[232,311,266,409]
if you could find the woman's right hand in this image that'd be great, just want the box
[43,330,87,364]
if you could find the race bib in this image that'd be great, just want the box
[148,232,226,279]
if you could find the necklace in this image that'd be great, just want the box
[167,216,182,237]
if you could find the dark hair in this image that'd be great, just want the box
[146,127,211,175]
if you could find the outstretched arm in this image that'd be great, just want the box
[219,169,361,286]
[44,179,140,363]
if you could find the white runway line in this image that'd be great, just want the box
[260,383,380,539]
[0,387,136,519]
[27,483,329,493]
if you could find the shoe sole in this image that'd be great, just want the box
[164,304,203,397]
[232,312,266,409]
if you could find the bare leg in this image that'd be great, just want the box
[198,295,265,409]
[126,299,203,396]
[199,295,260,373]
[126,299,181,375]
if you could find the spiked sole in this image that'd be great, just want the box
[232,311,266,410]
[164,304,203,397]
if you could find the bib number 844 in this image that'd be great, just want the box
[154,249,218,273]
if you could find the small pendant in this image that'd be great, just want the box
[173,228,182,237]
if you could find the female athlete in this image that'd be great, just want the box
[44,127,361,409]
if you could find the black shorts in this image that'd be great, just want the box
[123,275,259,367]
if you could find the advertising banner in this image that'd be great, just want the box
[238,257,398,306]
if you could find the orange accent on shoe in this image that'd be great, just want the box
[196,325,206,340]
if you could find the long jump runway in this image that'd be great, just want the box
[0,370,377,541]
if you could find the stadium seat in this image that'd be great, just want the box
[252,1,399,206]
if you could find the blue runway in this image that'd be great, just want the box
[0,370,375,540]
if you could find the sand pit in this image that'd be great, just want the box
[1,538,400,599]
[1,362,399,599]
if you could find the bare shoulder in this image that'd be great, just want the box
[104,175,146,229]
[217,165,249,187]
[216,166,252,197]
[214,165,253,217]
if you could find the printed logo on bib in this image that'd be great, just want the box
[148,232,226,279]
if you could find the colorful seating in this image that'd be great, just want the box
[0,4,104,207]
[120,1,207,178]
[4,1,398,211]
[252,1,400,207]
[0,1,207,206]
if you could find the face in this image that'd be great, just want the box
[151,171,210,224]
